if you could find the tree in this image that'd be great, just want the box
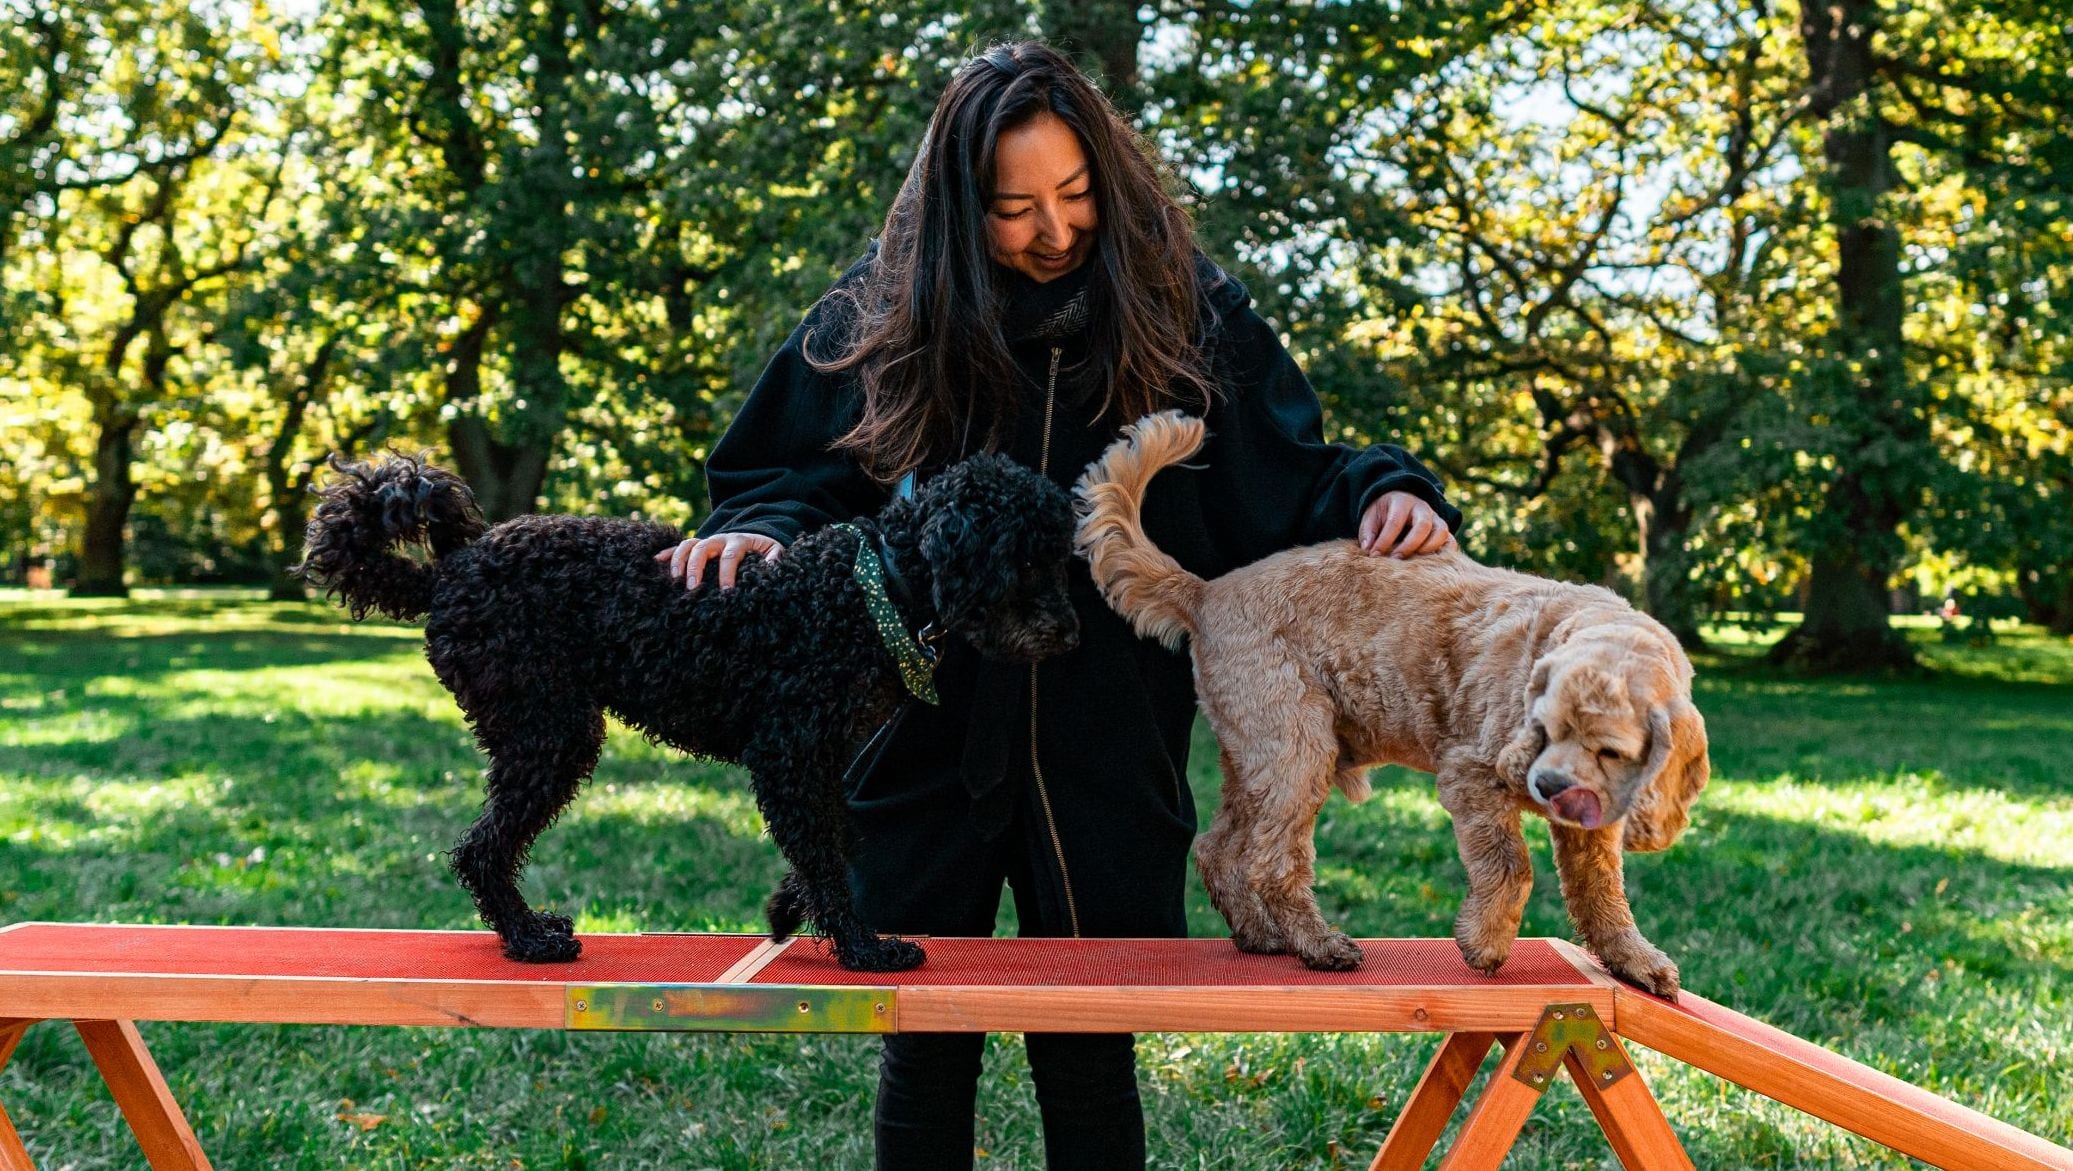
[1768,0,2073,668]
[316,0,1032,522]
[2,0,278,595]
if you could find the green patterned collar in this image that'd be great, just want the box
[832,523,940,705]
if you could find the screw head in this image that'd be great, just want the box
[1531,1073,1546,1083]
[1603,1070,1615,1081]
[574,999,588,1012]
[797,1000,810,1013]
[1534,1041,1548,1053]
[1553,1011,1565,1021]
[1576,1006,1590,1018]
[1596,1039,1608,1050]
[652,998,665,1012]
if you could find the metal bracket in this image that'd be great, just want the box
[1510,1002,1632,1093]
[567,984,896,1033]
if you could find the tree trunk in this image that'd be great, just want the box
[265,471,313,600]
[442,294,550,521]
[1773,0,1918,672]
[426,0,574,524]
[261,336,345,601]
[1636,488,1706,652]
[1604,428,1708,651]
[263,384,315,600]
[75,322,170,596]
[487,124,571,520]
[1776,549,1914,669]
[2021,566,2073,635]
[448,417,551,522]
[74,411,138,596]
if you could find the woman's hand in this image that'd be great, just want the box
[1359,491,1455,558]
[654,532,786,590]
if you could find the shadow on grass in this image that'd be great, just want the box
[0,627,422,683]
[1300,766,2070,1088]
[1682,666,2073,803]
[0,694,782,936]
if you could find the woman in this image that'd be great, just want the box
[657,41,1460,1171]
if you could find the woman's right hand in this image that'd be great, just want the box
[654,532,785,591]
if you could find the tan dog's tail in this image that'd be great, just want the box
[1074,411,1209,651]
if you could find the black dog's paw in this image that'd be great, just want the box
[502,912,581,963]
[839,935,925,972]
[503,932,582,963]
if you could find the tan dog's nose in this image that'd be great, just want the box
[1532,770,1606,828]
[1528,769,1575,804]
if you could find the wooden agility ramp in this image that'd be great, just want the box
[0,923,2065,1169]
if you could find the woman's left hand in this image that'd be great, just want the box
[1359,491,1455,558]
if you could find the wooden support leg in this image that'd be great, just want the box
[0,1103,30,1171]
[1370,1032,1498,1171]
[1566,1040,1692,1171]
[0,1020,37,1171]
[1407,1003,1694,1171]
[1616,987,2073,1171]
[73,1021,212,1171]
[1434,1034,1544,1171]
[0,1022,28,1074]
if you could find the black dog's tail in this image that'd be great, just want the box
[297,452,486,621]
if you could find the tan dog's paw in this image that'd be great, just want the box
[1598,936,1680,1000]
[1454,934,1513,976]
[1295,931,1364,972]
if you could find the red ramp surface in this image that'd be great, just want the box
[1,923,2066,1171]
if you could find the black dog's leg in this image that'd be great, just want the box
[743,738,923,972]
[451,706,605,963]
[764,870,808,941]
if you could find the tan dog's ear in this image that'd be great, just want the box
[1495,658,1553,783]
[1622,699,1709,852]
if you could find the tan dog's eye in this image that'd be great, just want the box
[1596,747,1623,762]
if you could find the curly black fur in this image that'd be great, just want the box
[297,452,488,621]
[301,452,1078,971]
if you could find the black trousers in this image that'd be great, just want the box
[846,718,1192,1171]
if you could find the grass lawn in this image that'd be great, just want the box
[1,590,2067,1168]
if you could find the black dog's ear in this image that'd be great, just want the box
[919,459,1021,628]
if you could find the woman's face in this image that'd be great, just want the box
[986,112,1099,283]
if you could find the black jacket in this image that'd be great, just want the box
[699,247,1462,938]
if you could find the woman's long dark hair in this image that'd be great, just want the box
[813,41,1217,482]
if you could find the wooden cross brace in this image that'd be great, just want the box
[1369,1003,1693,1171]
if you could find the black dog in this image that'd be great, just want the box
[299,452,1078,971]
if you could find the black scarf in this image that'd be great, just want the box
[998,261,1093,343]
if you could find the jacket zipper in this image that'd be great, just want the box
[1031,346,1081,938]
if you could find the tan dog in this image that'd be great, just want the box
[1075,411,1708,996]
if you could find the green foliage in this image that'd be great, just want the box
[0,0,2068,640]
